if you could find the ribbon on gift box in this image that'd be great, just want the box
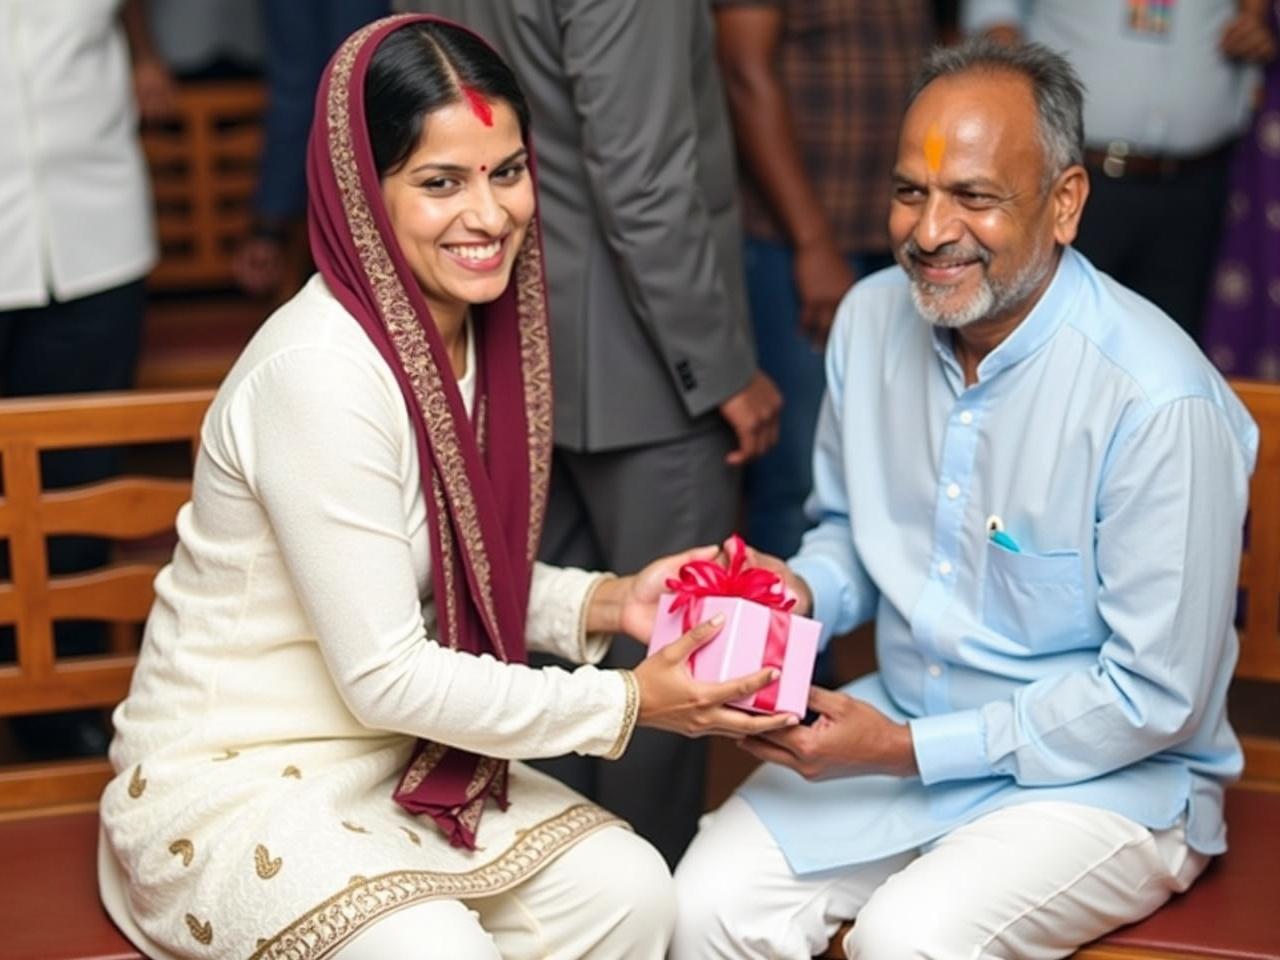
[665,534,795,711]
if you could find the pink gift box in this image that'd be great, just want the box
[647,593,820,717]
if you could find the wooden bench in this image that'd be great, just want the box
[0,389,213,960]
[818,378,1280,958]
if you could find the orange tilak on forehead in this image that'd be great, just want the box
[923,124,946,173]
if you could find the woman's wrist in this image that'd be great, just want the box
[603,669,640,759]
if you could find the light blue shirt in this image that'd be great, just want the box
[739,248,1258,875]
[962,0,1258,155]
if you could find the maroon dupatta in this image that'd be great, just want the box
[305,15,553,850]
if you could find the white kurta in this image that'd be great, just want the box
[99,275,636,960]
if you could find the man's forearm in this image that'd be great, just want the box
[716,10,839,251]
[121,0,161,64]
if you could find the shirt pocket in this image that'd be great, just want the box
[982,542,1091,653]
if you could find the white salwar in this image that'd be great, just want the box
[673,796,1206,960]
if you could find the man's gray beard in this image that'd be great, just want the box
[909,276,995,329]
[907,242,1054,330]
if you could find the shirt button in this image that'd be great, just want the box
[946,483,960,500]
[928,663,943,678]
[959,411,974,425]
[938,560,953,575]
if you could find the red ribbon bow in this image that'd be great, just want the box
[665,535,795,712]
[665,534,795,630]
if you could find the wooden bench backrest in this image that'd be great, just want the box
[0,390,214,812]
[142,81,265,290]
[1234,379,1280,785]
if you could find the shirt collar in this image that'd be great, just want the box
[929,246,1083,385]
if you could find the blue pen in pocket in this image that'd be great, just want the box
[986,515,1021,553]
[990,530,1021,552]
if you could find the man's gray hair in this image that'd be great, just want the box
[908,38,1085,182]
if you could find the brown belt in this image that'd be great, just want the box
[1083,141,1233,181]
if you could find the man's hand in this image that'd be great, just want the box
[719,371,782,465]
[233,235,287,297]
[723,537,814,616]
[739,687,918,779]
[794,239,855,349]
[594,544,722,643]
[132,56,176,121]
[1221,10,1277,63]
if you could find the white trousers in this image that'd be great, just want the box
[332,826,674,960]
[672,795,1208,960]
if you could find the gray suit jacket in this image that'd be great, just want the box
[395,0,757,451]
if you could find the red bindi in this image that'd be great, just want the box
[462,85,494,127]
[480,165,487,172]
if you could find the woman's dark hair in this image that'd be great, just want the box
[365,20,531,177]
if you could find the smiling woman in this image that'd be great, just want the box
[379,99,534,374]
[370,25,536,375]
[95,14,792,960]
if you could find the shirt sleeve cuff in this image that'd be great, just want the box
[909,709,991,784]
[788,554,846,649]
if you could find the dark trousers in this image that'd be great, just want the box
[533,422,739,868]
[0,279,146,658]
[1074,148,1233,341]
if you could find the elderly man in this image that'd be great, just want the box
[672,39,1258,960]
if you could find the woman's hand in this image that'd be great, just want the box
[589,544,723,643]
[632,616,799,739]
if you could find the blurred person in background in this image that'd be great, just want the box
[1204,0,1280,381]
[147,0,263,79]
[966,0,1276,340]
[0,0,171,756]
[713,0,932,564]
[232,0,389,298]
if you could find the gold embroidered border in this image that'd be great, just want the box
[430,473,460,651]
[457,792,486,839]
[514,225,554,566]
[325,17,503,649]
[475,394,488,456]
[464,757,497,803]
[247,803,623,960]
[397,740,448,796]
[605,671,641,761]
